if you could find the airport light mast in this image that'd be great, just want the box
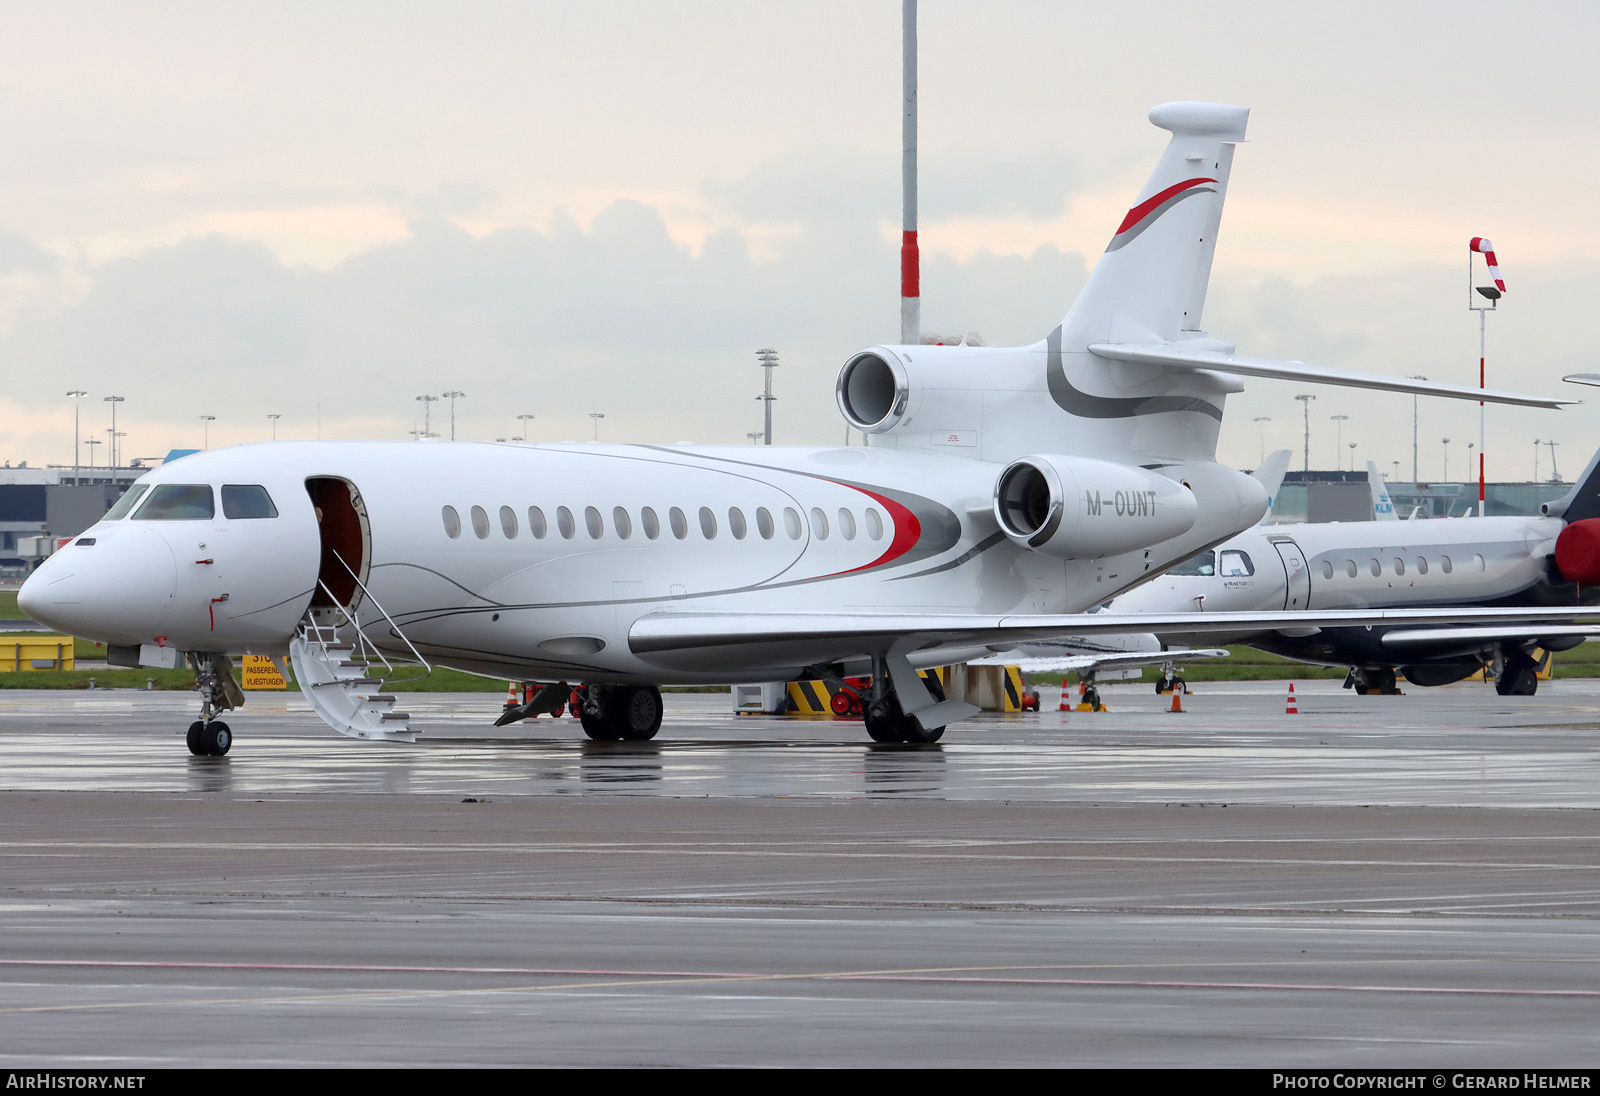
[1407,375,1427,481]
[1330,414,1348,469]
[199,415,216,450]
[1469,238,1505,515]
[102,395,124,471]
[1253,416,1270,462]
[755,348,778,445]
[267,413,281,441]
[442,390,466,441]
[414,394,438,439]
[66,390,87,485]
[1294,394,1315,471]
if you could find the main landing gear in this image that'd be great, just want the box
[860,658,950,744]
[186,652,243,756]
[1346,667,1400,696]
[577,684,664,741]
[1494,650,1540,697]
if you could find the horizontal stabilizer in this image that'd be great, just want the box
[1090,343,1573,409]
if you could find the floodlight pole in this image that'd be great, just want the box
[1330,414,1348,469]
[1407,375,1428,481]
[755,348,778,445]
[1253,416,1270,463]
[1294,394,1315,471]
[443,390,465,441]
[103,395,124,471]
[66,390,87,484]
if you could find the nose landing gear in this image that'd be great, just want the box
[186,653,243,756]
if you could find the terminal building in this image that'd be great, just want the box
[1268,469,1569,524]
[0,459,172,576]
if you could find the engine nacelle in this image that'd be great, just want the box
[836,349,912,433]
[1554,517,1600,585]
[993,455,1198,558]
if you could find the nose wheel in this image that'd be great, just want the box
[186,719,232,756]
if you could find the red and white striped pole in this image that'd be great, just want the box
[900,0,919,346]
[1469,238,1505,517]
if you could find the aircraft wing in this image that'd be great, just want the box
[630,606,1600,672]
[1090,343,1574,408]
[968,648,1229,675]
[1382,625,1600,648]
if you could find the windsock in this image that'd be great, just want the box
[1470,237,1506,293]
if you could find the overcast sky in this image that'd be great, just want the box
[1,0,1597,481]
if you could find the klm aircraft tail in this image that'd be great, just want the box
[1366,462,1399,521]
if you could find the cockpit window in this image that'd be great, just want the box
[1219,550,1255,577]
[221,485,279,519]
[132,484,215,521]
[103,484,150,521]
[1169,550,1216,577]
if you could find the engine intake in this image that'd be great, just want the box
[836,350,910,433]
[994,455,1198,558]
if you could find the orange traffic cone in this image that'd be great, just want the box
[504,682,518,709]
[1168,689,1184,713]
[1058,687,1072,712]
[1285,683,1298,715]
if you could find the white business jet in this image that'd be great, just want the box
[19,102,1581,754]
[1107,449,1600,696]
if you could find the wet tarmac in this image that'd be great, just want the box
[0,680,1597,1067]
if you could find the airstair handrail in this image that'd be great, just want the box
[313,577,396,676]
[329,551,433,673]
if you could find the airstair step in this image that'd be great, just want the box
[380,711,411,722]
[364,694,396,704]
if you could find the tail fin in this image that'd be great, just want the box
[1251,449,1292,523]
[1545,446,1600,522]
[1062,102,1249,345]
[1366,462,1399,521]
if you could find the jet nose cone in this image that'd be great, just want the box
[19,527,177,644]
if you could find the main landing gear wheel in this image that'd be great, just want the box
[1496,666,1539,696]
[187,720,231,756]
[579,685,664,741]
[862,675,946,744]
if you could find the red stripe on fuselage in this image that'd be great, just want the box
[824,482,923,577]
[1115,177,1217,236]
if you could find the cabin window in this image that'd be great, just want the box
[810,507,829,540]
[728,507,747,540]
[133,484,215,521]
[221,485,278,519]
[838,508,857,540]
[1220,550,1254,577]
[1169,550,1214,577]
[865,508,884,540]
[698,506,717,539]
[1393,558,1405,576]
[499,506,518,538]
[1416,557,1428,575]
[613,506,632,540]
[470,505,490,539]
[669,507,688,540]
[1441,555,1453,574]
[104,484,150,520]
[756,507,775,540]
[784,507,802,539]
[585,506,604,539]
[1369,558,1382,577]
[557,506,576,539]
[1345,559,1357,578]
[528,506,547,539]
[641,506,660,540]
[442,505,461,539]
[1320,561,1333,580]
